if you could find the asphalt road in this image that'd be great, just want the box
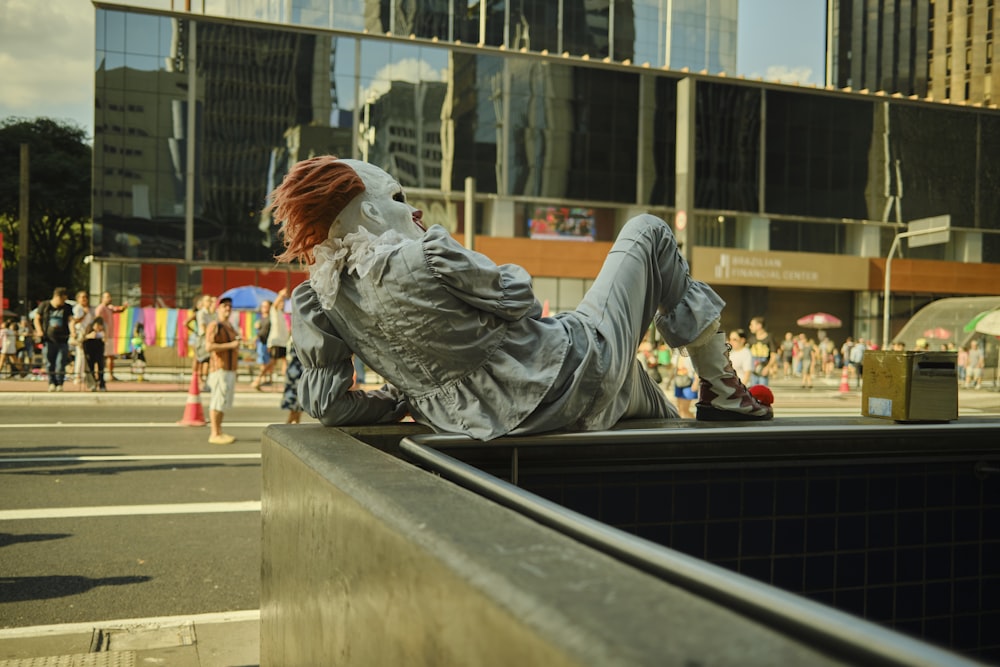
[2,390,997,633]
[0,404,295,629]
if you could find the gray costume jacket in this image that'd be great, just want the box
[293,216,724,440]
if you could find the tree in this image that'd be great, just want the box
[0,117,92,313]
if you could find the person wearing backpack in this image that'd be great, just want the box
[33,287,75,391]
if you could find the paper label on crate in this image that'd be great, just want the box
[867,397,893,417]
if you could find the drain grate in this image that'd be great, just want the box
[90,623,195,651]
[0,652,136,667]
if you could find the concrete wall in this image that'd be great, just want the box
[260,425,847,666]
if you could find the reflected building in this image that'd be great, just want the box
[365,80,447,189]
[92,0,1000,356]
[829,0,998,105]
[95,12,344,260]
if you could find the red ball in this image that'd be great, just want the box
[748,384,774,407]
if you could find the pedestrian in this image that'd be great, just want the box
[966,339,985,389]
[82,316,108,391]
[728,328,752,386]
[849,337,867,388]
[71,290,94,385]
[655,340,673,387]
[780,331,795,378]
[267,288,290,379]
[187,294,215,390]
[250,299,272,390]
[251,288,290,389]
[280,335,304,424]
[205,296,241,444]
[637,335,661,385]
[268,157,771,440]
[748,316,778,386]
[33,287,75,391]
[799,334,816,389]
[17,316,35,373]
[671,350,698,418]
[0,319,25,377]
[130,322,147,381]
[94,291,127,381]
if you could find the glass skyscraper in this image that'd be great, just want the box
[91,0,1000,344]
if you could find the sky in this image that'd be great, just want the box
[0,0,827,139]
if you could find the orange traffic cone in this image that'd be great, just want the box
[839,365,850,394]
[177,372,207,426]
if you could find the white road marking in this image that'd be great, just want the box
[0,501,261,521]
[0,609,260,639]
[0,454,261,463]
[0,422,278,428]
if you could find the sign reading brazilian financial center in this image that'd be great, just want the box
[692,247,870,291]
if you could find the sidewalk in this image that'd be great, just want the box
[0,611,259,667]
[1,367,998,411]
[0,367,287,407]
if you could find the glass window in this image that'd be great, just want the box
[765,91,872,220]
[124,11,165,56]
[695,82,760,212]
[504,62,639,202]
[98,9,126,53]
[356,41,449,190]
[889,104,978,250]
[563,2,609,59]
[508,2,561,52]
[769,220,846,255]
[979,114,1000,235]
[648,76,678,207]
[632,0,667,67]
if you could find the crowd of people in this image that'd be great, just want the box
[2,287,306,445]
[3,282,992,436]
[631,316,993,416]
[1,288,133,391]
[2,159,993,440]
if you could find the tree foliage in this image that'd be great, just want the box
[0,117,92,313]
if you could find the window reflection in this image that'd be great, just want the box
[695,82,760,212]
[91,6,998,265]
[765,91,872,220]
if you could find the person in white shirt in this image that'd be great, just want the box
[728,329,753,386]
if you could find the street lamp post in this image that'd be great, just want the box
[882,221,951,349]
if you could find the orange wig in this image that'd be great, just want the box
[269,156,367,264]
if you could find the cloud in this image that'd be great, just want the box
[0,0,94,126]
[765,65,816,85]
[360,57,448,103]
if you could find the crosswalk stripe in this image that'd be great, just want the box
[0,501,261,521]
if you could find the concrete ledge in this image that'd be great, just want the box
[261,425,846,666]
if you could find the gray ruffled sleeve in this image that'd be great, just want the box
[423,230,543,322]
[291,282,408,426]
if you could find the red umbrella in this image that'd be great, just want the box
[796,312,842,329]
[922,326,952,340]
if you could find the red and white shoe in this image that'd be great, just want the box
[687,331,773,421]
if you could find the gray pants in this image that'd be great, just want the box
[572,214,725,427]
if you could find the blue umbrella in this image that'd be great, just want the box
[218,285,278,310]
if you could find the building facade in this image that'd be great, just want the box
[92,0,1000,347]
[829,0,998,105]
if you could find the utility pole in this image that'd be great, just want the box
[18,143,29,315]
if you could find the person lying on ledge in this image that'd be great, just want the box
[269,156,772,441]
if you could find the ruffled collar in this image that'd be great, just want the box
[309,228,411,310]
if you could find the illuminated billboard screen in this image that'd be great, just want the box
[527,206,596,241]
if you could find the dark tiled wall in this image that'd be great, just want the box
[520,460,1000,662]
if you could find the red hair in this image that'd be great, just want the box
[269,156,366,264]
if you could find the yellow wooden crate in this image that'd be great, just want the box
[861,350,958,422]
